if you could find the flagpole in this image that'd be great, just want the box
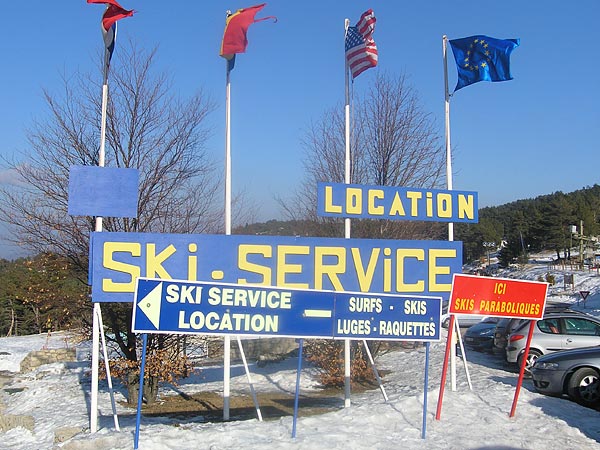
[225,69,232,235]
[219,4,276,421]
[344,19,351,241]
[443,35,453,242]
[90,47,110,434]
[223,57,232,421]
[87,3,133,433]
[443,34,458,392]
[343,18,352,409]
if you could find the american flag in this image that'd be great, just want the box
[345,9,378,79]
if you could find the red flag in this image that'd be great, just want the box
[88,1,134,82]
[345,9,378,79]
[87,0,134,31]
[220,3,276,60]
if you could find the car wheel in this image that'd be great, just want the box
[517,349,542,371]
[567,368,600,407]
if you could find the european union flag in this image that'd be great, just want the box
[449,35,519,91]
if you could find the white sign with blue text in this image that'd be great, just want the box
[132,278,442,341]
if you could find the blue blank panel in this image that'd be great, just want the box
[68,166,139,218]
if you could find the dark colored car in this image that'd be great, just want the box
[531,345,600,408]
[464,318,500,352]
[493,318,528,355]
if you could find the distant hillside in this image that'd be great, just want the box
[233,220,315,237]
[457,184,600,265]
[234,185,600,267]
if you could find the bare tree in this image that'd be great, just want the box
[0,42,221,265]
[281,72,446,240]
[0,42,223,372]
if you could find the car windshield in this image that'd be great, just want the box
[496,318,510,327]
[482,318,499,324]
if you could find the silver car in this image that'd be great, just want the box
[441,300,487,328]
[506,311,600,369]
[493,303,573,354]
[531,346,600,407]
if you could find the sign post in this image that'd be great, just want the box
[436,274,548,419]
[132,278,442,342]
[579,290,590,307]
[509,320,536,417]
[131,277,443,442]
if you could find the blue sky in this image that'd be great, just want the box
[1,1,599,256]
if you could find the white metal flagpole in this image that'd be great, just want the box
[225,68,232,234]
[223,56,232,421]
[443,35,453,242]
[91,19,123,433]
[344,19,352,241]
[343,18,352,409]
[344,14,386,407]
[222,57,259,421]
[443,35,459,392]
[90,58,110,436]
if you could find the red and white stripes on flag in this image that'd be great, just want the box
[345,9,378,79]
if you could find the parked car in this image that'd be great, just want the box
[506,311,600,370]
[531,345,600,408]
[442,313,486,328]
[464,318,500,352]
[493,318,528,354]
[441,300,487,328]
[493,303,573,354]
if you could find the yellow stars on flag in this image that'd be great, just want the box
[460,38,493,72]
[448,34,520,91]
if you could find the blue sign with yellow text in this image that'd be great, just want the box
[90,232,462,303]
[317,182,478,223]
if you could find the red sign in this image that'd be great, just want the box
[449,274,548,319]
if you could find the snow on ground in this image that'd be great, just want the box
[2,257,600,449]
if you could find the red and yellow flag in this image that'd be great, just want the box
[220,3,276,61]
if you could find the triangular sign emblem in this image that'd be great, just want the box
[138,282,163,329]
